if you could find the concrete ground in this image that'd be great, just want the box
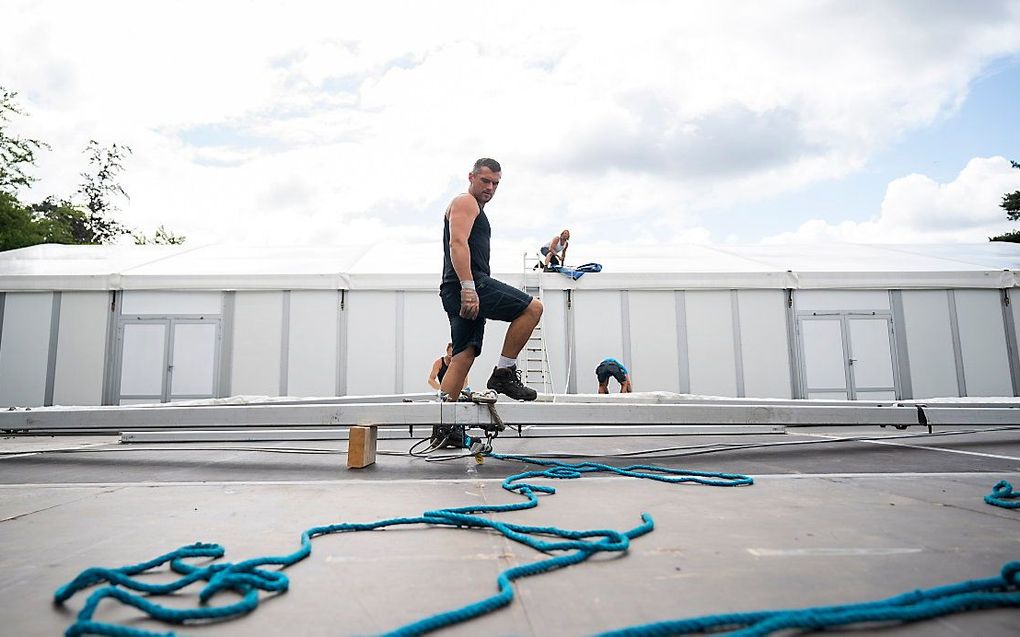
[1,425,1019,636]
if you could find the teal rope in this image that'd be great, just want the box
[593,479,1020,636]
[986,480,1020,508]
[595,561,1020,636]
[54,456,751,637]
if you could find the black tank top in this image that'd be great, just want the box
[442,206,491,285]
[437,358,449,382]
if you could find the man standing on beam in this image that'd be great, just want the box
[439,157,543,406]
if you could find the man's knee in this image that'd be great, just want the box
[528,298,543,319]
[452,347,478,364]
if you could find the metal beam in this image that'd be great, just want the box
[120,423,786,443]
[0,401,933,431]
[4,396,1018,434]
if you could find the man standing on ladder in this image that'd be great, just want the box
[439,158,543,403]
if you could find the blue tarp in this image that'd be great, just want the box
[549,263,602,280]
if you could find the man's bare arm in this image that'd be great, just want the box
[448,194,480,319]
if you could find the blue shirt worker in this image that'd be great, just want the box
[439,158,543,404]
[596,357,632,393]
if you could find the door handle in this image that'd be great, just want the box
[848,358,857,365]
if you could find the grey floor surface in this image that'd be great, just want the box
[1,426,1019,636]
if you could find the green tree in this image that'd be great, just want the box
[0,88,49,195]
[75,140,132,243]
[1,85,186,251]
[30,197,92,244]
[0,194,90,251]
[990,160,1020,243]
[0,191,47,250]
[133,224,187,245]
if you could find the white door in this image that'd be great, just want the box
[847,317,897,400]
[800,317,849,399]
[169,321,219,401]
[118,320,169,404]
[799,314,898,400]
[117,318,220,404]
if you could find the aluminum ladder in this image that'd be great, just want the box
[521,252,553,394]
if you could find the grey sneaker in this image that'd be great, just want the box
[486,365,537,401]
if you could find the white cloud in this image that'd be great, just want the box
[762,156,1020,244]
[1,0,1019,246]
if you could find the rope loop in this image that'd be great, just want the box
[52,463,1017,636]
[985,480,1020,508]
[55,455,746,636]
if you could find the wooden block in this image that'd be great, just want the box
[347,425,378,469]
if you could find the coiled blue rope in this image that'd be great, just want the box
[985,480,1020,508]
[595,561,1020,636]
[51,466,1020,637]
[591,479,1020,636]
[54,456,751,637]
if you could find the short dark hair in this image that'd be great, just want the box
[472,158,501,174]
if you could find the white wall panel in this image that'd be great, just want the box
[796,290,890,312]
[686,291,737,396]
[402,291,451,393]
[122,291,221,315]
[573,291,623,393]
[901,291,958,398]
[955,289,1011,396]
[346,291,397,395]
[53,292,108,405]
[1012,289,1020,369]
[628,291,679,392]
[288,291,339,397]
[542,291,568,394]
[231,292,283,396]
[0,292,53,407]
[738,290,792,398]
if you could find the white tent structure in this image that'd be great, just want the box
[1,241,1019,408]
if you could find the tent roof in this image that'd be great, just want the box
[1,242,1018,291]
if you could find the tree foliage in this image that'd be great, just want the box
[1001,161,1020,221]
[76,140,133,243]
[990,161,1020,243]
[134,224,187,245]
[0,193,89,251]
[0,85,185,251]
[0,88,49,194]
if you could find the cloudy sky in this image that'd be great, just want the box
[3,0,1020,255]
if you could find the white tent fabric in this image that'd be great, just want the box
[1,242,1018,291]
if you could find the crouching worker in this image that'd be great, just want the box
[427,343,465,391]
[596,357,632,393]
[540,229,570,269]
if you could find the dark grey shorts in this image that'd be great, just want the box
[440,275,533,356]
[596,361,627,385]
